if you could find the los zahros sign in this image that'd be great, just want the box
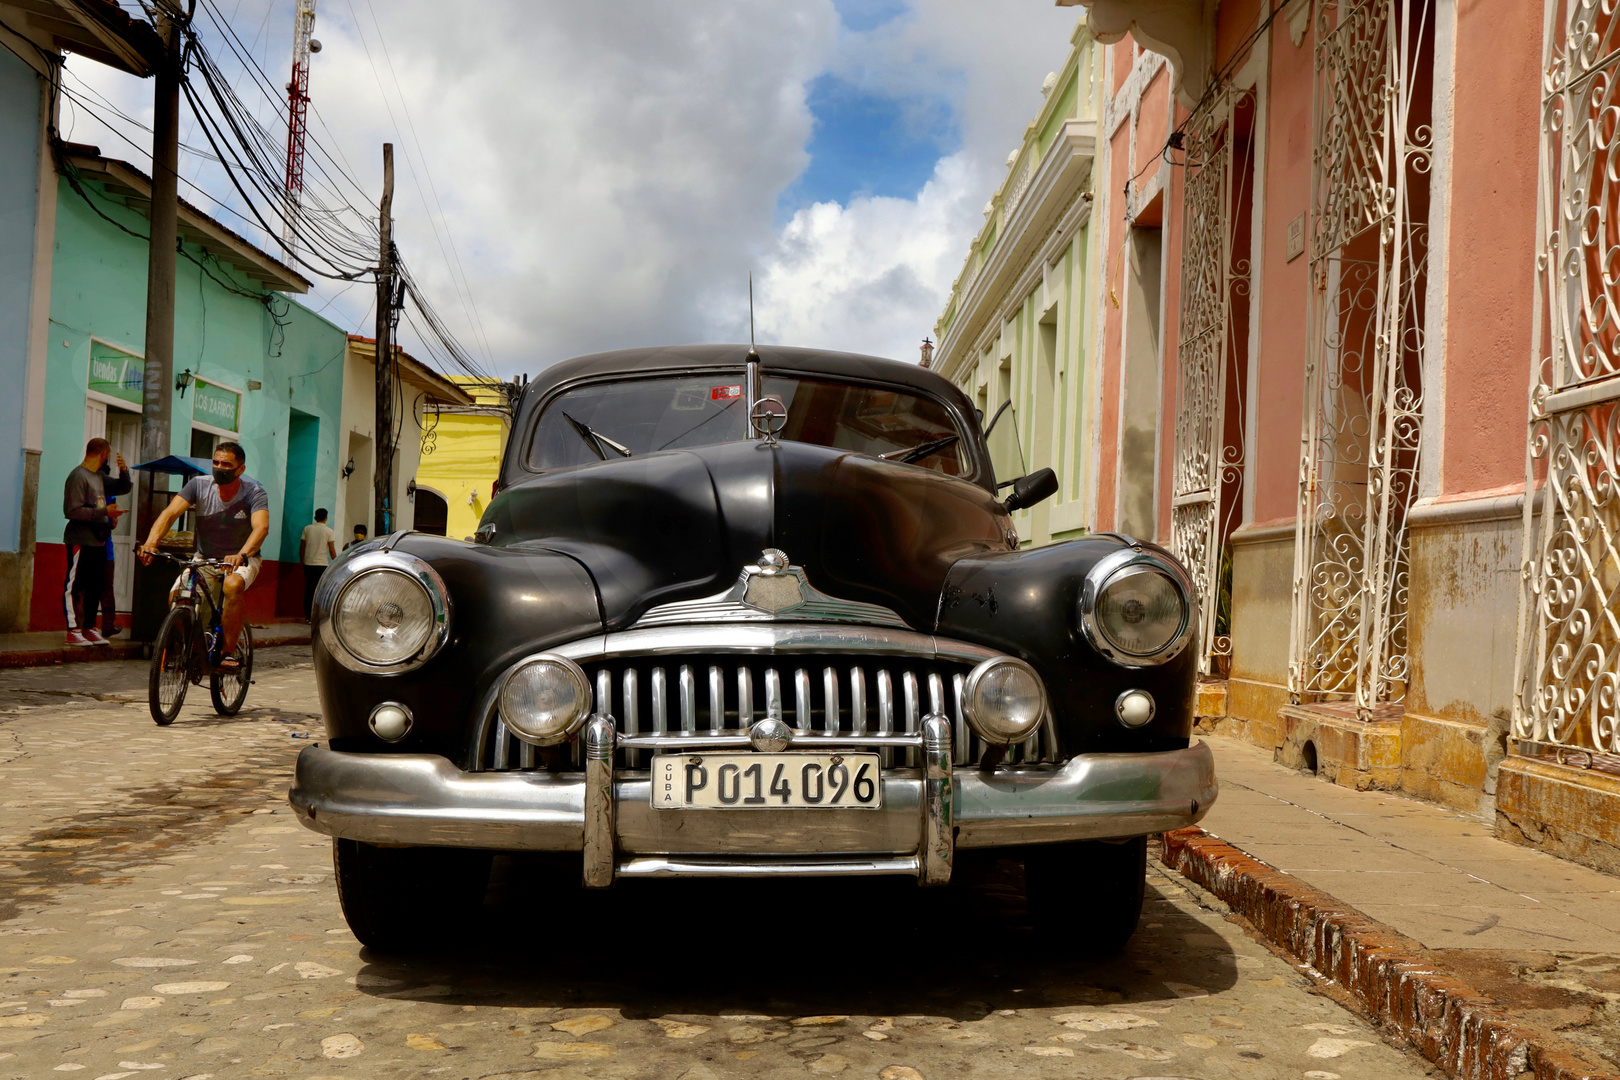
[192,378,240,433]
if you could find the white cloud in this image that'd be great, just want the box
[752,153,978,361]
[57,1,1079,375]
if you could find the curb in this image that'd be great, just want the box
[0,628,311,669]
[0,643,146,668]
[1160,826,1619,1080]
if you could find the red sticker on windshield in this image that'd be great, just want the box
[711,384,743,401]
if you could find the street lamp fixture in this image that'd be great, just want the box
[175,368,193,396]
[341,457,355,480]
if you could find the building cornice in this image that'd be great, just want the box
[1059,0,1214,109]
[934,119,1096,377]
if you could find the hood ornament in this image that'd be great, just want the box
[631,548,909,630]
[742,548,802,611]
[750,395,788,446]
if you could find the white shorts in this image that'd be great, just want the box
[171,556,261,596]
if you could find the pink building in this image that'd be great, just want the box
[1046,0,1614,872]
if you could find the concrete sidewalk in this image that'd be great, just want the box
[0,622,311,668]
[1189,736,1620,1075]
[1201,737,1620,952]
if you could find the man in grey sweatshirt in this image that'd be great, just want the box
[62,438,131,646]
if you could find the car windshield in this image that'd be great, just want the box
[527,373,969,476]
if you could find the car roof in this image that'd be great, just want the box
[524,344,963,402]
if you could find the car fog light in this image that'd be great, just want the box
[499,654,593,746]
[962,656,1048,745]
[1115,689,1156,728]
[369,702,413,742]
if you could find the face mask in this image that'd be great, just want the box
[212,466,238,486]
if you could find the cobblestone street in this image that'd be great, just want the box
[0,653,1438,1080]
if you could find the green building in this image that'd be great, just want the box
[30,148,348,629]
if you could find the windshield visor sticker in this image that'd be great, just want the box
[711,384,743,401]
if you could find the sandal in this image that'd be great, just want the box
[215,656,242,673]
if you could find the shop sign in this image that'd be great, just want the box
[193,379,240,433]
[88,342,143,406]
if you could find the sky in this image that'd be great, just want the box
[63,0,1081,379]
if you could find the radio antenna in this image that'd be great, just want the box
[745,273,760,416]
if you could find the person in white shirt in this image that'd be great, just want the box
[299,508,337,622]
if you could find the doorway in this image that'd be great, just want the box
[1120,219,1163,538]
[85,399,141,616]
[413,487,448,536]
[281,412,319,563]
[344,432,374,540]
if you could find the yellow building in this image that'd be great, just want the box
[412,377,512,541]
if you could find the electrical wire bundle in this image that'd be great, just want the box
[181,0,380,282]
[38,0,500,387]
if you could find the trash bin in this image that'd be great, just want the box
[131,534,194,642]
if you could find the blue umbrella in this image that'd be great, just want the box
[132,455,212,477]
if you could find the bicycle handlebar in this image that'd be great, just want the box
[146,550,236,568]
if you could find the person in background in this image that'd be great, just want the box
[344,523,368,551]
[299,507,337,621]
[62,438,130,647]
[98,469,120,639]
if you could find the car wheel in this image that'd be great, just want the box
[332,839,492,953]
[1023,836,1147,955]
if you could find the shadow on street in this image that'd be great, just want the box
[351,852,1239,1021]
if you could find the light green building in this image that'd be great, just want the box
[931,18,1099,549]
[32,149,348,628]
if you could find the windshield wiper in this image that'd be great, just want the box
[879,434,960,465]
[563,412,633,461]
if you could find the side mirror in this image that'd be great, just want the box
[1002,468,1058,514]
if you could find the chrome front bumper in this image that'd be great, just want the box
[288,732,1217,886]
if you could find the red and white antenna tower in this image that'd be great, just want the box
[282,0,319,261]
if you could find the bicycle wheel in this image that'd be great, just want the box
[210,623,253,716]
[149,606,195,726]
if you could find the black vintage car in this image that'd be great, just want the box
[291,344,1216,952]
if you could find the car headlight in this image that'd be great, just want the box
[1080,548,1193,666]
[499,654,593,745]
[317,551,451,674]
[962,656,1048,745]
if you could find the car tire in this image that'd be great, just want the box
[332,839,493,953]
[1023,836,1147,955]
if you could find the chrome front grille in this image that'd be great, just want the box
[479,653,1057,771]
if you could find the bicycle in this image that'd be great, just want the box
[146,551,254,725]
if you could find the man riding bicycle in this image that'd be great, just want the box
[139,442,269,672]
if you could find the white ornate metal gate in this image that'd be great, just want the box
[1514,0,1620,768]
[1289,0,1431,715]
[1172,85,1255,676]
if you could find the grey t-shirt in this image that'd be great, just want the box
[179,475,269,558]
[62,464,132,547]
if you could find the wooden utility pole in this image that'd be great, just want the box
[373,142,395,535]
[138,0,184,531]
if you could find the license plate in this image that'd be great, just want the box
[651,753,881,810]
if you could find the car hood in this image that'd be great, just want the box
[487,439,1011,631]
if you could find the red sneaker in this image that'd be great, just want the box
[83,629,110,646]
[65,631,92,647]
